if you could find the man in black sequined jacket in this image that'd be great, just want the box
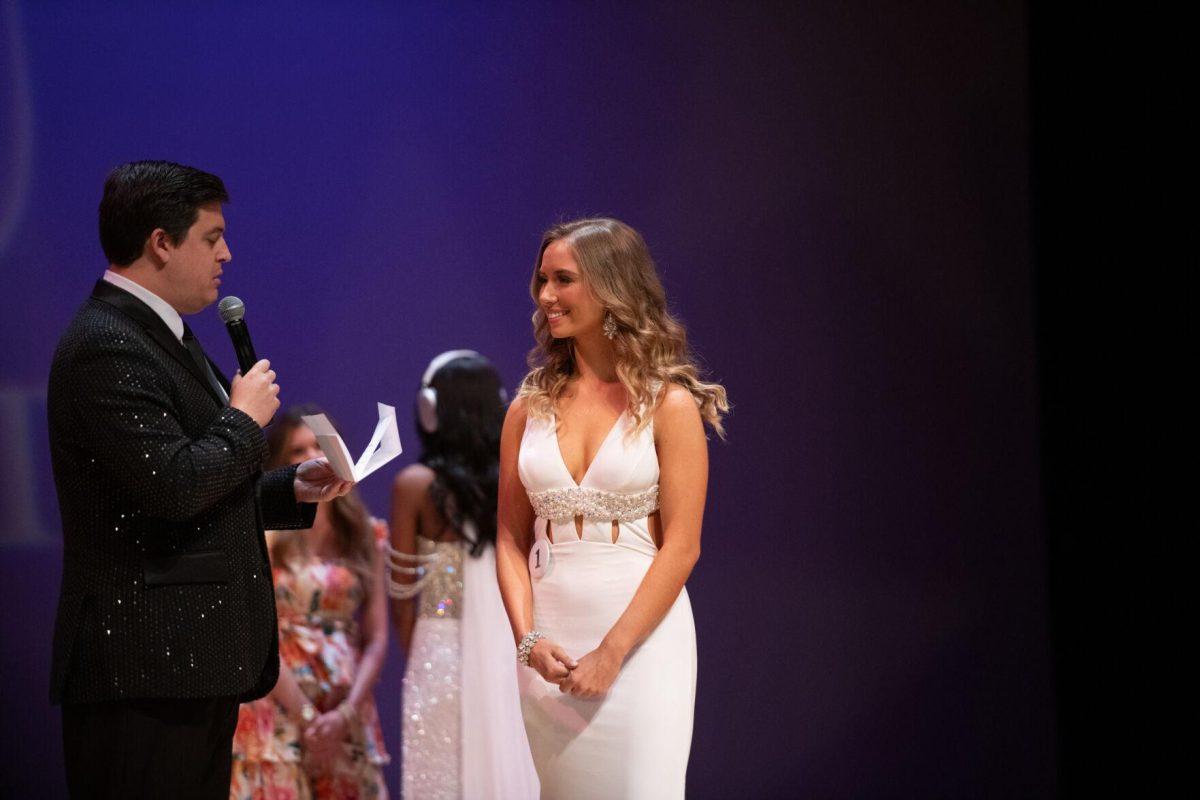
[47,161,354,798]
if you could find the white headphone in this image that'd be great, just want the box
[417,349,507,433]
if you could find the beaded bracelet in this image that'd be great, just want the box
[517,631,546,666]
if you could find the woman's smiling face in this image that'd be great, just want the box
[536,239,605,340]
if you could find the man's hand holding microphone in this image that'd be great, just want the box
[229,358,279,428]
[222,296,354,503]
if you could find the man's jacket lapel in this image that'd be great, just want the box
[90,280,226,407]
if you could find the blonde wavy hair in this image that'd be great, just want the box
[517,218,729,438]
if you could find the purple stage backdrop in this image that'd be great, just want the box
[0,1,1054,796]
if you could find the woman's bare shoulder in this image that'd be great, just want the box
[656,383,701,417]
[502,396,531,437]
[393,463,436,495]
[506,395,528,420]
[653,383,704,443]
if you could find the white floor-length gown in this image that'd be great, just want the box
[517,410,696,799]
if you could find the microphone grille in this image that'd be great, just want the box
[218,296,245,323]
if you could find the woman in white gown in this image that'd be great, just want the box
[389,351,539,799]
[496,218,729,799]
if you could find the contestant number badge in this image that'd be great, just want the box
[529,538,552,579]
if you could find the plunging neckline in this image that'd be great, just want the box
[552,409,627,488]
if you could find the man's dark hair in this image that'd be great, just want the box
[98,160,229,266]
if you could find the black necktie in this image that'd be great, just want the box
[181,324,229,404]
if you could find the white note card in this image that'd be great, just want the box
[301,402,402,482]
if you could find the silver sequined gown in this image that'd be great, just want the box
[401,537,465,800]
[394,534,539,800]
[517,410,697,800]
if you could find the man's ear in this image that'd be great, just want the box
[146,228,172,267]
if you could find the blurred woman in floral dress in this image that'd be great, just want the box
[231,405,391,799]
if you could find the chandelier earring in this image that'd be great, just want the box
[602,311,618,340]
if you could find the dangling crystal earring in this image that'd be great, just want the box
[602,311,618,339]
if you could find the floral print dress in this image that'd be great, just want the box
[231,552,390,800]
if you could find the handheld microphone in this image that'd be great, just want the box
[217,296,259,374]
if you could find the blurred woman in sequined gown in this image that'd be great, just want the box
[389,351,538,799]
[496,219,729,799]
[231,405,390,800]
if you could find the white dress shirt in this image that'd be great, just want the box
[102,269,185,343]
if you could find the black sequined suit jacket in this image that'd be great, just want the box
[48,280,315,705]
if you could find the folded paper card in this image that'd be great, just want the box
[302,402,402,482]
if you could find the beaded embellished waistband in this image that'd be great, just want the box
[528,485,659,522]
